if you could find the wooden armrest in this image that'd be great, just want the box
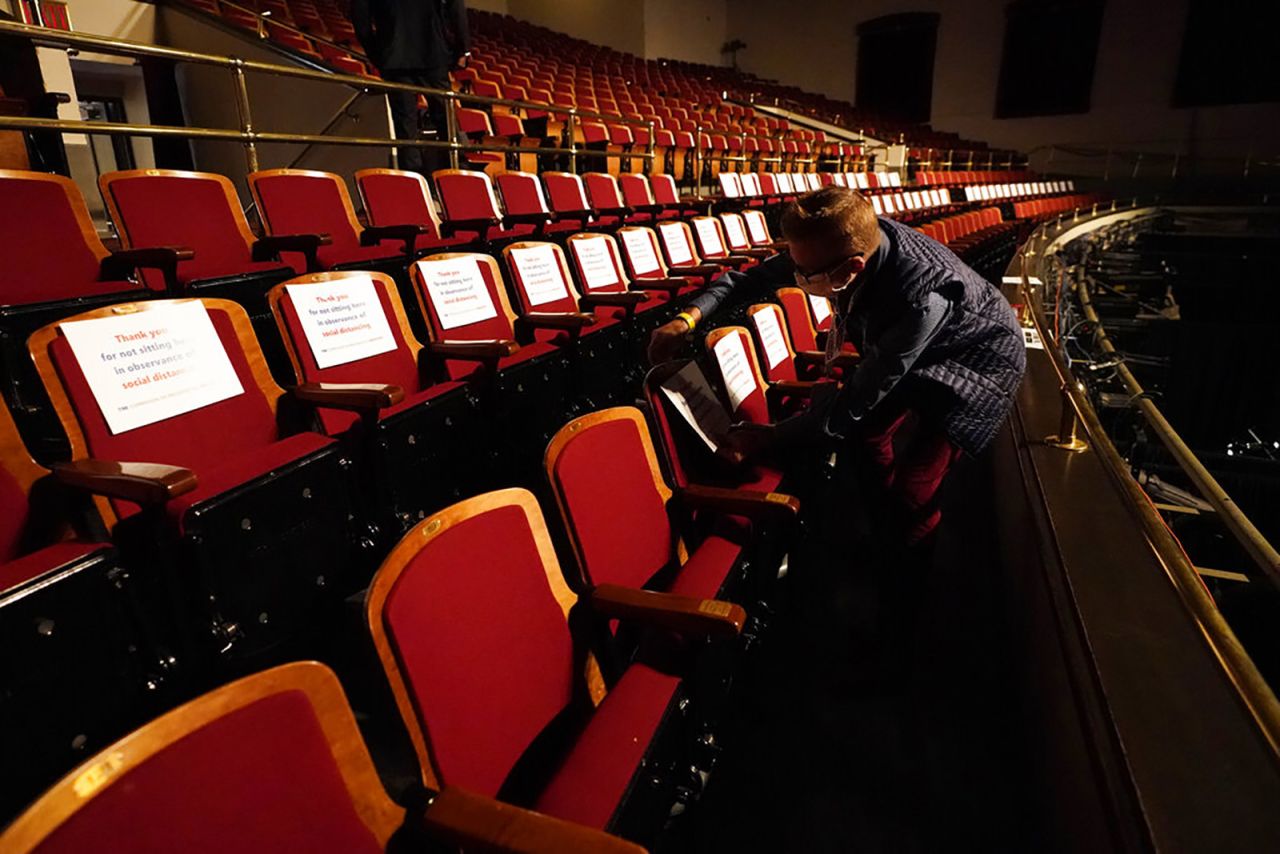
[672,483,801,522]
[737,247,773,259]
[514,312,596,342]
[101,246,195,295]
[52,459,198,505]
[252,233,331,272]
[291,382,404,413]
[579,291,648,309]
[422,785,646,854]
[586,584,745,641]
[671,263,722,278]
[428,339,520,361]
[629,277,687,294]
[721,254,755,266]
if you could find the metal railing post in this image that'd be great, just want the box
[444,92,460,170]
[694,123,704,194]
[567,107,578,173]
[1045,382,1088,453]
[646,120,656,175]
[230,59,259,172]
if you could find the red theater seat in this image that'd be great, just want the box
[747,302,857,383]
[432,168,537,244]
[705,326,819,425]
[0,661,642,854]
[566,232,695,311]
[353,168,474,254]
[544,171,620,230]
[545,407,798,601]
[29,297,358,665]
[617,225,721,289]
[248,169,416,271]
[366,488,744,840]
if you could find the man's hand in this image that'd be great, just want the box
[724,422,777,460]
[648,317,694,364]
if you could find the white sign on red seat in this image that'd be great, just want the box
[744,211,769,244]
[808,294,833,325]
[417,258,499,330]
[286,276,397,369]
[693,219,725,256]
[60,301,244,435]
[572,237,621,290]
[722,215,749,249]
[621,229,662,275]
[752,308,790,370]
[658,223,694,266]
[509,244,570,306]
[713,332,757,412]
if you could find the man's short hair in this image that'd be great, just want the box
[780,186,881,256]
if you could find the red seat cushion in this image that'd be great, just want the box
[667,530,745,600]
[165,431,335,531]
[534,663,679,829]
[448,340,558,382]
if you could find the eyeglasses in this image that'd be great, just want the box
[793,255,860,292]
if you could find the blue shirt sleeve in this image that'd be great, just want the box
[687,253,794,319]
[824,289,953,438]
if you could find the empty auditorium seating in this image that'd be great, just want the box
[28,297,355,669]
[654,221,732,280]
[248,169,416,273]
[565,231,696,315]
[0,170,167,459]
[433,168,542,244]
[366,488,744,845]
[688,217,756,271]
[353,168,474,254]
[0,661,642,853]
[544,171,622,230]
[494,170,584,236]
[267,270,478,538]
[545,406,798,603]
[717,212,773,261]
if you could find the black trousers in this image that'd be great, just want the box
[383,69,450,176]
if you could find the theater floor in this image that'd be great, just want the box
[671,455,1037,853]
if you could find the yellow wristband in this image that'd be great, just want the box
[676,311,697,331]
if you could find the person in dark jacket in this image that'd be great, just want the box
[649,186,1027,545]
[350,0,470,176]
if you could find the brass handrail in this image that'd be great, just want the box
[1011,202,1280,763]
[1076,232,1280,588]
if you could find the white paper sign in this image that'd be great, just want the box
[658,223,694,266]
[808,294,833,324]
[887,172,902,187]
[287,277,397,369]
[419,258,499,330]
[744,211,769,244]
[722,215,749,249]
[854,173,869,189]
[572,237,620,290]
[60,302,244,435]
[752,308,790,370]
[871,195,884,215]
[806,173,820,190]
[509,244,570,307]
[621,229,662,275]
[713,332,757,412]
[694,219,725,256]
[742,174,762,196]
[659,361,733,453]
[775,173,793,194]
[1022,326,1045,350]
[719,173,741,198]
[833,173,848,187]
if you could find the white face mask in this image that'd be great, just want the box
[793,258,858,297]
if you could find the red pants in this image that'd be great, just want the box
[855,400,962,545]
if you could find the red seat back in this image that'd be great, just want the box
[355,169,445,239]
[582,173,624,212]
[100,170,263,289]
[617,174,654,209]
[543,172,591,216]
[650,175,680,206]
[747,304,798,383]
[367,489,576,797]
[776,287,822,351]
[0,170,121,305]
[494,171,551,217]
[545,409,676,590]
[0,663,400,853]
[565,233,630,295]
[706,327,770,424]
[248,170,362,253]
[432,170,503,224]
[655,222,701,268]
[410,254,518,377]
[502,242,582,320]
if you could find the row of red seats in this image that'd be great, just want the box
[1013,194,1102,220]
